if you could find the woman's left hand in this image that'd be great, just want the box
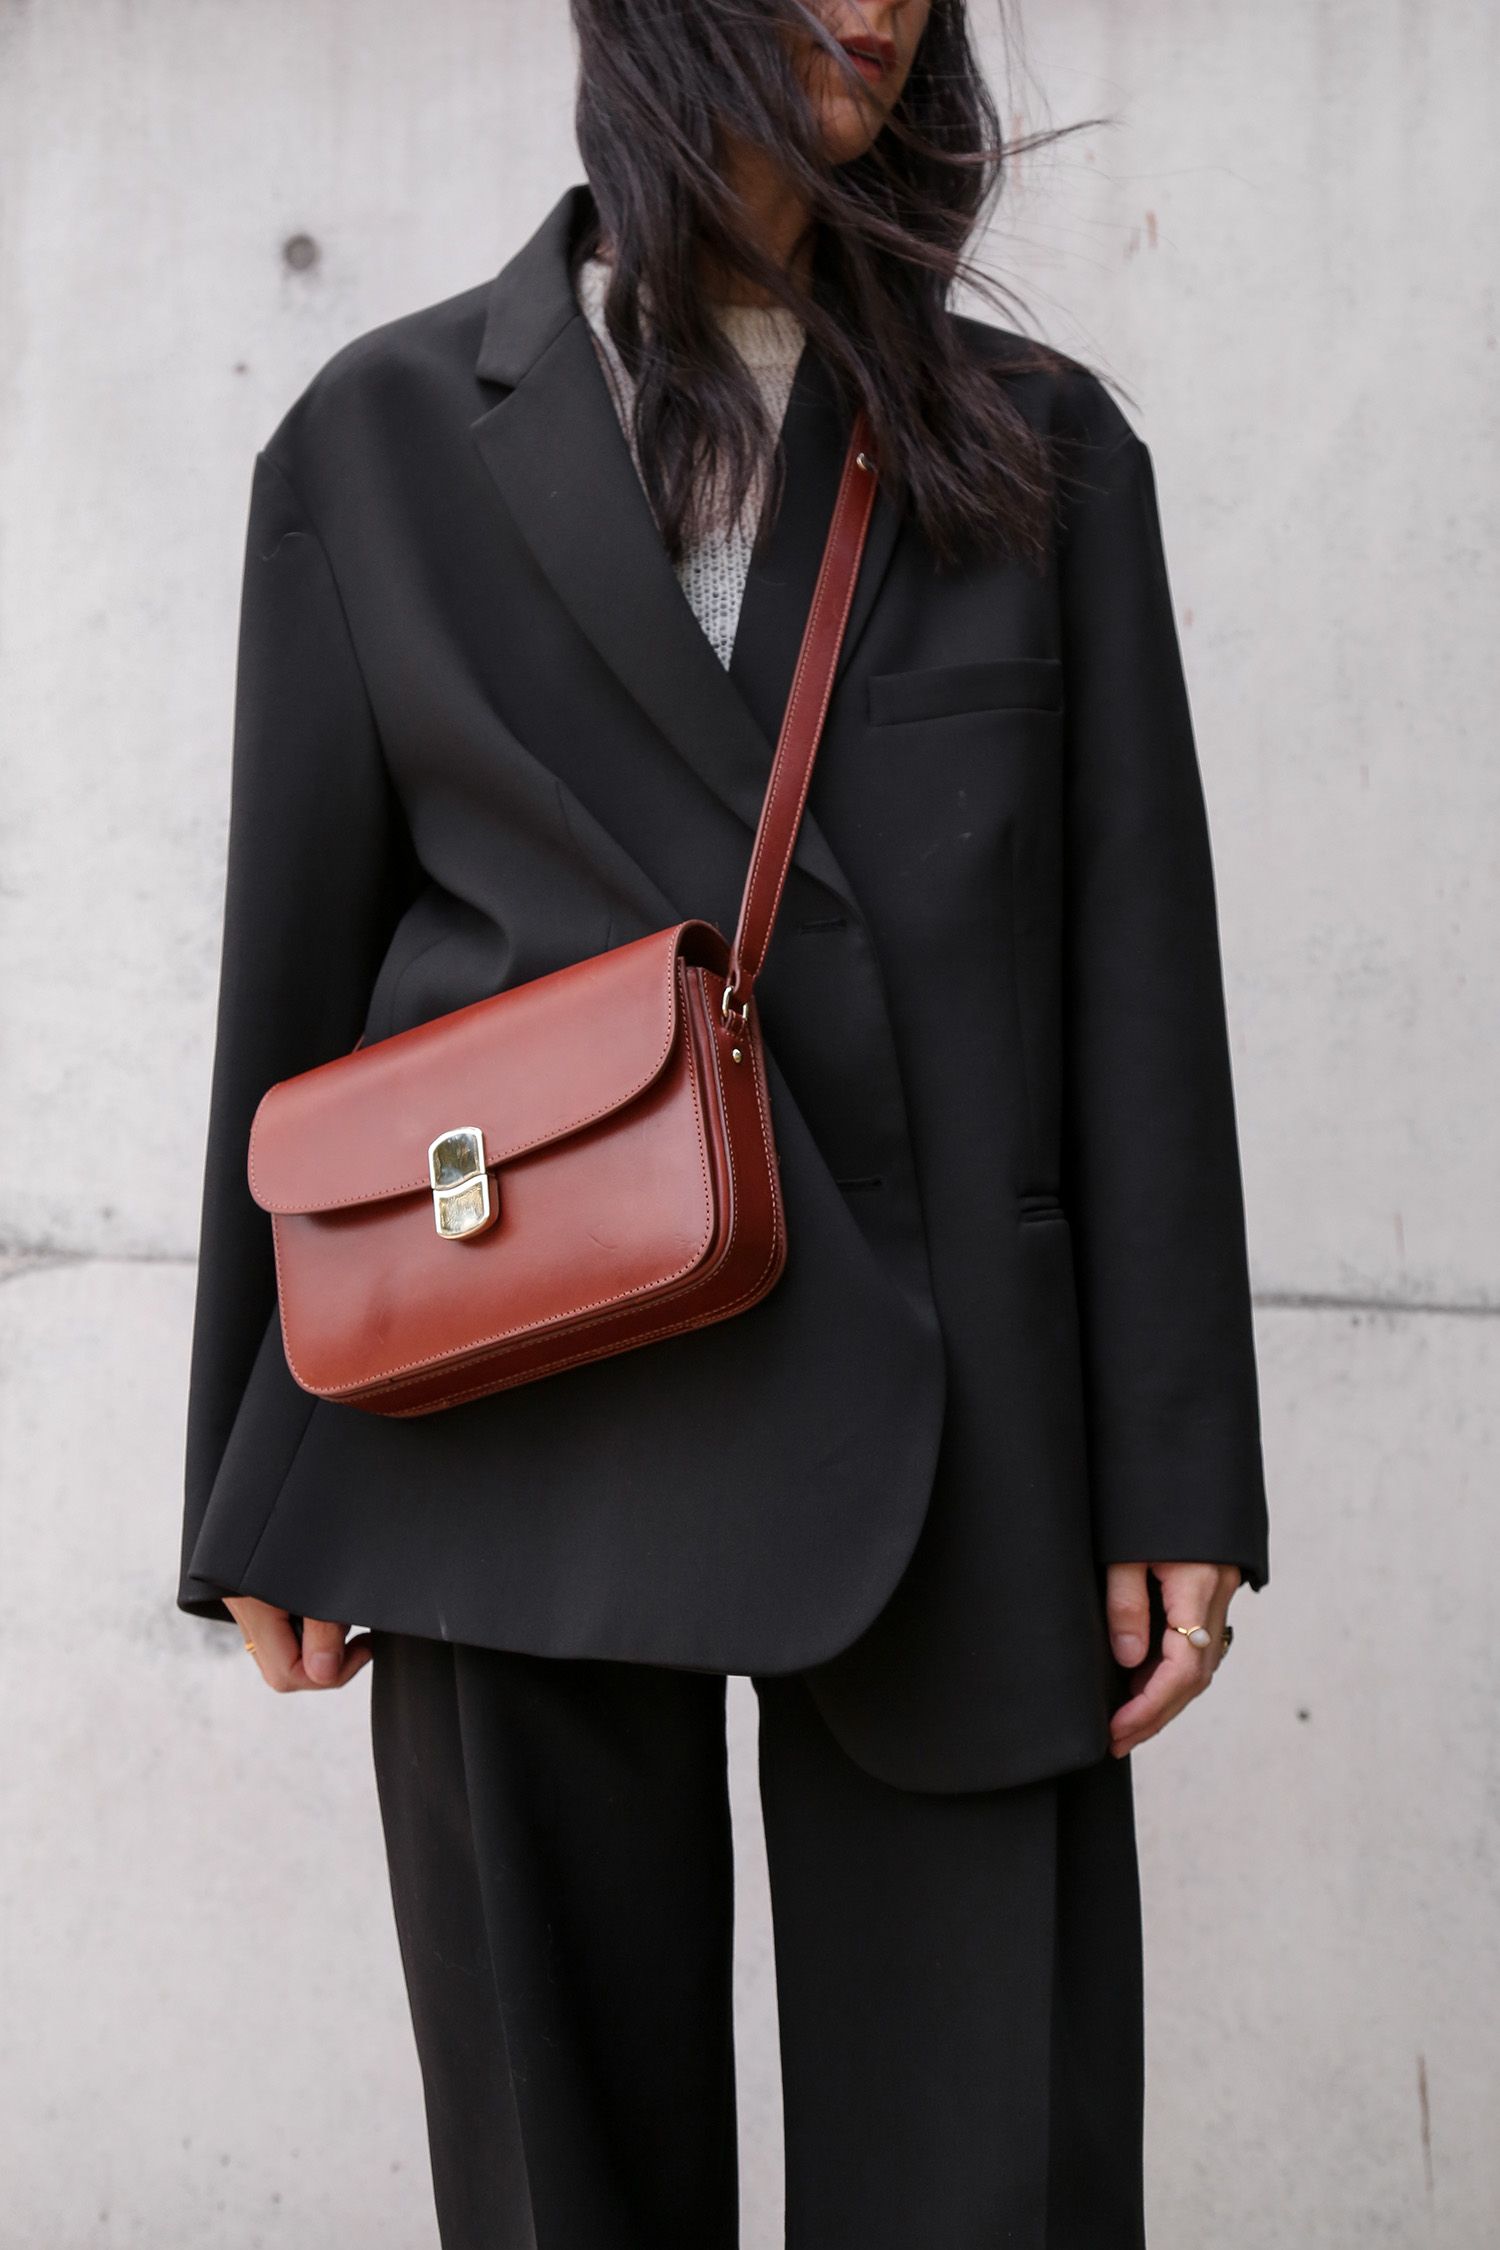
[224,1593,371,1693]
[1106,1561,1241,1758]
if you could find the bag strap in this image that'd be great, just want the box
[723,411,878,1022]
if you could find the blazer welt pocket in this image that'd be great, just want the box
[868,658,1063,728]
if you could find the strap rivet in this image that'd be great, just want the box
[731,1046,744,1065]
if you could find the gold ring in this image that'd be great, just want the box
[242,1640,257,1656]
[1220,1624,1234,1656]
[1172,1623,1213,1651]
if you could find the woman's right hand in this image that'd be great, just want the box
[225,1594,371,1692]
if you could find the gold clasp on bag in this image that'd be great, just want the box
[428,1127,496,1241]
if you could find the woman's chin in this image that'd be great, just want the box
[818,98,884,167]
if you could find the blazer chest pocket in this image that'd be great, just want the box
[868,657,1063,728]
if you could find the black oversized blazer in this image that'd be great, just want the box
[181,187,1267,1793]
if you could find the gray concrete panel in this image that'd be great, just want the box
[0,0,580,1262]
[1138,1306,1500,2247]
[0,1260,435,2246]
[987,3,1500,1310]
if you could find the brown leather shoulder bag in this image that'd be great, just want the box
[247,418,878,1417]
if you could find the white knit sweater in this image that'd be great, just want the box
[576,257,806,670]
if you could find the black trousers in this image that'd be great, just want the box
[371,1635,1145,2250]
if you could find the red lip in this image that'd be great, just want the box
[838,32,897,82]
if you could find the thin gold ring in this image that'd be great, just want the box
[1172,1622,1214,1651]
[1220,1624,1235,1656]
[242,1640,257,1656]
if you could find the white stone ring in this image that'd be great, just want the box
[1173,1623,1214,1651]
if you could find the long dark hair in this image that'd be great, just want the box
[571,0,1058,570]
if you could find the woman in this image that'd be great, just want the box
[183,2,1267,2242]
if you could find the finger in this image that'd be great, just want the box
[1109,1632,1206,1757]
[1159,1562,1241,1674]
[1105,1562,1151,1671]
[1155,1561,1219,1700]
[1155,1559,1222,1635]
[1206,1566,1241,1672]
[319,1630,373,1687]
[293,1624,372,1691]
[226,1596,304,1693]
[294,1619,373,1690]
[1153,1561,1224,1677]
[300,1616,353,1687]
[224,1598,371,1692]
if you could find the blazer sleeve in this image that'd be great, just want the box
[179,451,410,1615]
[1060,429,1269,1586]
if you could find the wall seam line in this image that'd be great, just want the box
[1252,1291,1500,1320]
[0,1253,1497,1321]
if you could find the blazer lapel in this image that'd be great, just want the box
[728,357,843,746]
[471,194,775,830]
[474,320,789,835]
[469,190,866,919]
[838,461,902,683]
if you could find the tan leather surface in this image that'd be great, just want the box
[251,425,871,1413]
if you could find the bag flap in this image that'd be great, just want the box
[249,923,708,1216]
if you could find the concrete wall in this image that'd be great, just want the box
[0,2,1495,2243]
